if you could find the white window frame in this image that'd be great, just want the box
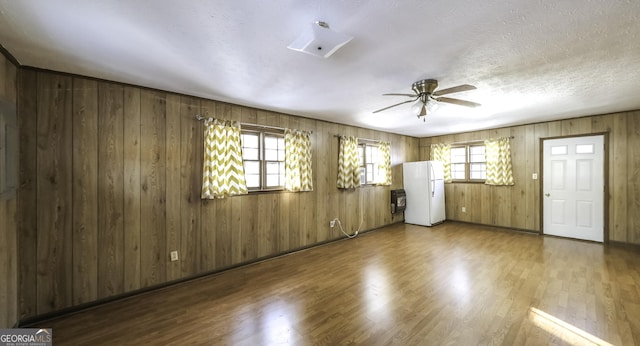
[241,128,285,192]
[450,142,486,182]
[358,141,380,185]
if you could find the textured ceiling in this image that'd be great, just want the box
[1,0,639,137]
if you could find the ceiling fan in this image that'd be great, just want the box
[373,79,481,121]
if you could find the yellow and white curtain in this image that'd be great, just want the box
[337,136,360,189]
[201,119,248,199]
[285,129,313,192]
[430,143,452,183]
[484,137,514,186]
[376,141,392,186]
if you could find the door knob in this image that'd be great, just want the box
[545,193,550,197]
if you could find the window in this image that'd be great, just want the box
[358,142,380,185]
[469,145,486,180]
[241,129,285,191]
[450,143,486,182]
[450,147,466,180]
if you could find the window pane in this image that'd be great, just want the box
[451,163,465,172]
[452,171,465,180]
[265,135,285,162]
[470,171,486,180]
[451,163,466,180]
[266,159,284,188]
[243,148,259,160]
[366,163,374,183]
[279,163,285,185]
[551,145,567,155]
[576,144,594,154]
[470,163,486,179]
[242,133,259,148]
[469,145,485,163]
[244,161,260,175]
[266,161,281,174]
[266,174,280,187]
[371,146,379,164]
[265,149,278,161]
[360,167,365,185]
[264,136,278,149]
[451,147,467,163]
[245,174,260,188]
[469,145,484,155]
[358,146,364,166]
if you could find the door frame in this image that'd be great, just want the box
[539,132,610,243]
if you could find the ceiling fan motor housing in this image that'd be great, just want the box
[412,79,438,96]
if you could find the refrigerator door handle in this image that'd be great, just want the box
[430,165,435,197]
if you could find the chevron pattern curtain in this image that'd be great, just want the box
[337,136,360,189]
[201,119,248,199]
[376,141,392,186]
[430,143,452,183]
[484,137,515,186]
[285,129,313,192]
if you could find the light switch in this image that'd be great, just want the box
[532,173,538,180]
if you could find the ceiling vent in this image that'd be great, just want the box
[287,21,352,58]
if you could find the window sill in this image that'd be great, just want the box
[247,188,285,194]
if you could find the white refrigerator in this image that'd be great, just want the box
[402,161,446,226]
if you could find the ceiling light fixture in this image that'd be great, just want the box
[411,95,439,122]
[287,21,353,58]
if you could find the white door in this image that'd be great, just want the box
[543,135,604,242]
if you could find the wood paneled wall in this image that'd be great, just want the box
[0,53,18,328]
[420,113,640,244]
[16,69,420,320]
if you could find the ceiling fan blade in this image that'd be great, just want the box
[382,93,417,97]
[372,98,418,113]
[433,84,476,96]
[435,97,481,108]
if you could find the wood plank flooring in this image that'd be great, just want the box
[36,222,640,345]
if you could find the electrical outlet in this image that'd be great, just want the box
[532,173,538,180]
[461,207,466,213]
[170,251,179,262]
[330,220,336,228]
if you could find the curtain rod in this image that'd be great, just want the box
[194,115,312,133]
[437,136,514,146]
[333,134,385,143]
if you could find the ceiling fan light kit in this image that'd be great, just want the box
[287,21,353,58]
[374,79,481,122]
[412,97,438,121]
